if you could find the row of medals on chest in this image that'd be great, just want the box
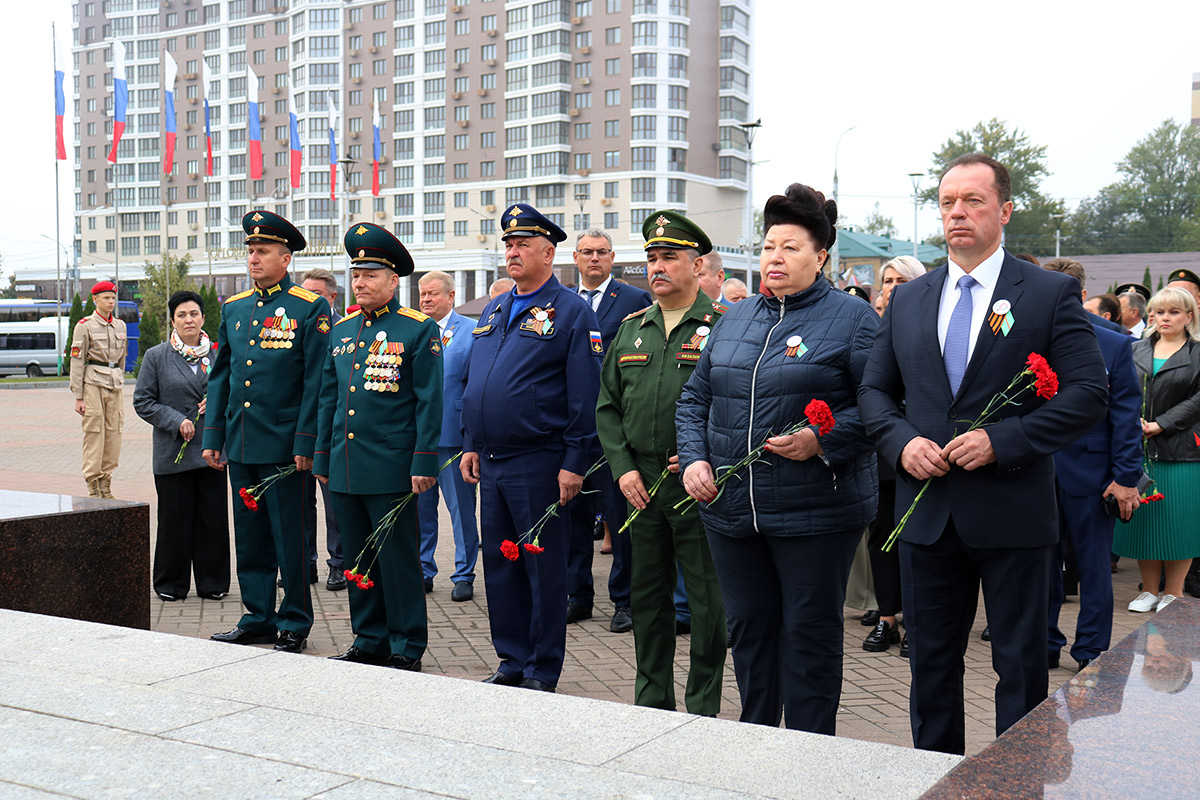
[258,306,296,349]
[363,332,402,392]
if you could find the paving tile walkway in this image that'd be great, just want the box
[0,383,1149,755]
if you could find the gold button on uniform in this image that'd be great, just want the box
[348,409,355,416]
[348,433,355,440]
[350,386,356,392]
[244,401,251,408]
[244,380,251,387]
[354,363,360,370]
[257,301,264,307]
[246,359,253,366]
[365,321,372,327]
[359,341,366,347]
[249,340,256,345]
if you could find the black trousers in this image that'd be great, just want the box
[152,467,230,598]
[900,521,1052,755]
[707,526,860,735]
[866,479,902,617]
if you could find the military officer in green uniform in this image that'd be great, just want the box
[203,210,330,653]
[315,222,443,671]
[595,210,728,715]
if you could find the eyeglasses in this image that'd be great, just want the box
[578,249,611,257]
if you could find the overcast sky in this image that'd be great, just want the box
[3,0,1199,280]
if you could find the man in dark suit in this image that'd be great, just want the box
[567,228,652,632]
[1043,258,1142,673]
[859,154,1108,754]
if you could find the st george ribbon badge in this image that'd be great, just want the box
[685,325,711,351]
[785,334,808,359]
[988,299,1015,336]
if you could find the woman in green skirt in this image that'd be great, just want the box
[1115,287,1200,613]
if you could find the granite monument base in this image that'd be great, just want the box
[0,489,149,629]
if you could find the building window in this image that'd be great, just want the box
[631,85,656,109]
[719,156,747,181]
[631,146,655,171]
[604,89,620,106]
[632,21,656,46]
[604,150,619,168]
[631,116,656,139]
[605,26,621,44]
[667,116,686,141]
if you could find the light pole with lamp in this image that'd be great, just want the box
[1051,212,1065,258]
[908,172,923,260]
[338,155,355,308]
[738,119,761,289]
[573,185,589,285]
[829,125,856,281]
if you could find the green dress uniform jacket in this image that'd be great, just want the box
[597,293,726,477]
[595,291,728,716]
[313,296,444,491]
[202,275,331,463]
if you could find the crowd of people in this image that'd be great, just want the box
[64,151,1200,756]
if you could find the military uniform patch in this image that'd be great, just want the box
[317,316,331,334]
[618,352,651,365]
[70,345,80,358]
[675,351,701,363]
[398,307,430,322]
[589,330,603,353]
[429,337,442,356]
[520,307,555,336]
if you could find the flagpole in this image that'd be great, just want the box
[52,23,63,373]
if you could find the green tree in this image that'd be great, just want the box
[860,202,897,238]
[921,118,1064,257]
[1065,120,1200,255]
[62,294,85,376]
[202,284,222,343]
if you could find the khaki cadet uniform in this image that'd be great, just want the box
[595,210,727,715]
[70,307,127,497]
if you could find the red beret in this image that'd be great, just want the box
[91,281,116,295]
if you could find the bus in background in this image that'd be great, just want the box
[0,299,141,377]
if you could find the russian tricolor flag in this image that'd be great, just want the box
[246,65,262,180]
[53,33,66,160]
[106,40,127,164]
[371,102,382,198]
[288,86,301,189]
[327,93,339,202]
[162,51,177,175]
[202,60,213,177]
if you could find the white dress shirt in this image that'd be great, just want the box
[1129,319,1146,339]
[578,275,612,312]
[937,245,1006,363]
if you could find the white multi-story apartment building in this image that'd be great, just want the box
[52,0,752,305]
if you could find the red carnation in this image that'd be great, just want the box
[500,540,520,561]
[1026,352,1059,400]
[1143,492,1165,502]
[360,578,375,590]
[343,569,355,580]
[804,399,836,436]
[239,488,259,511]
[523,543,545,554]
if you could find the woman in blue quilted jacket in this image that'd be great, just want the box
[676,183,879,734]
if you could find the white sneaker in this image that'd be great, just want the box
[1129,591,1160,612]
[1156,594,1178,612]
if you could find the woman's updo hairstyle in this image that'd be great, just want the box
[762,183,838,253]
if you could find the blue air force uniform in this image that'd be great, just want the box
[203,211,329,645]
[314,223,443,668]
[461,204,603,688]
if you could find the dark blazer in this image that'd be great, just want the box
[1054,319,1143,496]
[591,280,652,351]
[133,342,211,474]
[1134,336,1200,462]
[858,251,1109,548]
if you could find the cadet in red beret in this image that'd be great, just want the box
[70,280,127,497]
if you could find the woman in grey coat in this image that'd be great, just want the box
[133,290,229,601]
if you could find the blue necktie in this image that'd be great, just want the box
[585,289,600,310]
[944,274,977,395]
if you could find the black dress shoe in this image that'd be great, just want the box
[481,669,522,686]
[309,562,319,585]
[326,568,347,591]
[157,592,182,602]
[610,606,633,632]
[274,630,308,653]
[675,619,691,635]
[863,619,900,652]
[566,602,592,624]
[197,591,227,601]
[861,610,880,627]
[451,581,474,602]
[980,626,991,642]
[898,633,909,659]
[519,677,555,692]
[1185,569,1200,598]
[211,627,276,645]
[1077,658,1092,671]
[1049,651,1060,669]
[424,578,434,594]
[383,654,423,671]
[329,646,385,664]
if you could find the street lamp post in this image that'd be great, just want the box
[1051,212,1065,258]
[830,125,856,281]
[908,172,923,260]
[738,119,761,289]
[574,186,589,285]
[338,156,355,308]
